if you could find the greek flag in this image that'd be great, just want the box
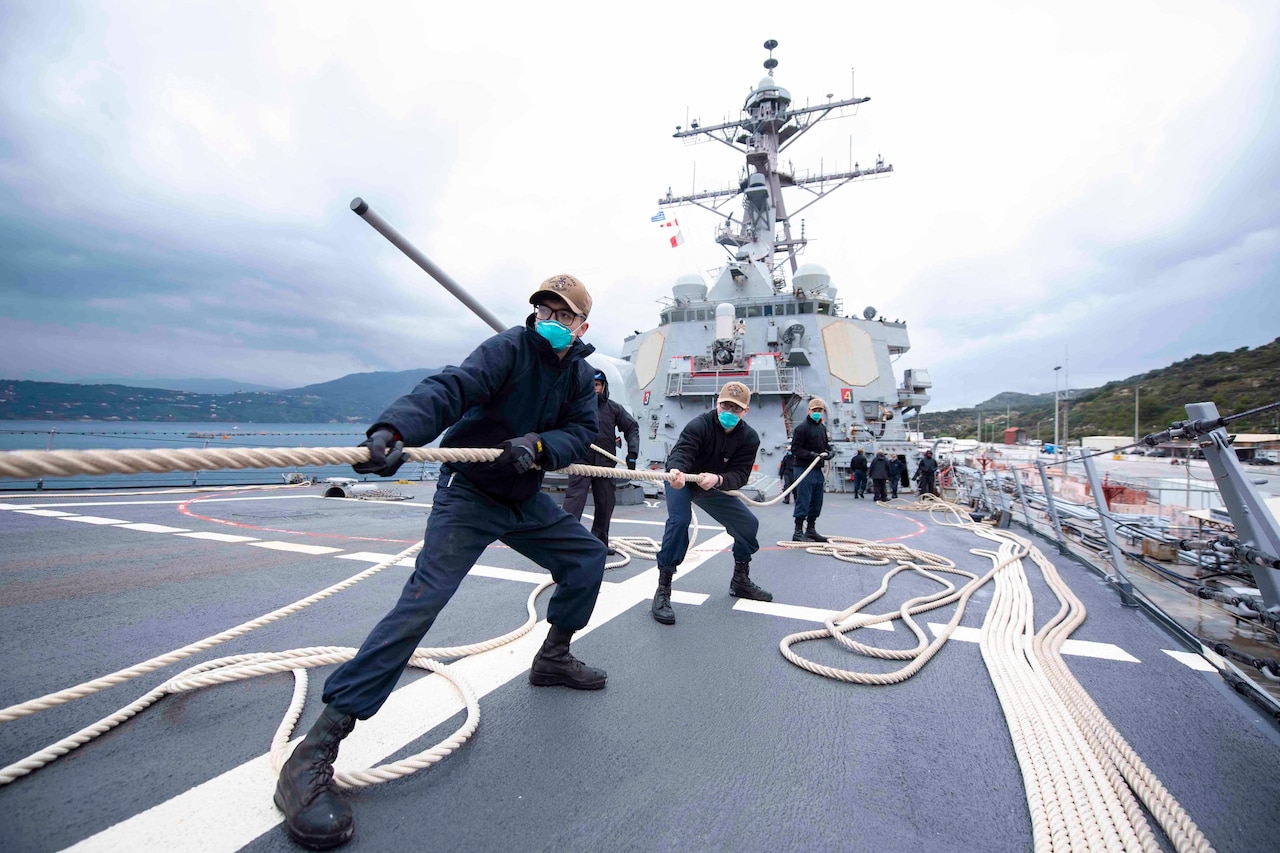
[650,211,666,223]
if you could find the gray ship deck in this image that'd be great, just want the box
[2,485,1280,852]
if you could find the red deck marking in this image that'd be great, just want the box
[177,492,417,544]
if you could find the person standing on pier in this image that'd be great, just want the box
[274,274,609,850]
[789,397,832,542]
[563,368,640,555]
[649,381,771,625]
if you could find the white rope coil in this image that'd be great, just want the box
[775,494,1213,853]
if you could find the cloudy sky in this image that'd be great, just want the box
[1,1,1277,411]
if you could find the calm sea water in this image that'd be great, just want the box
[0,421,439,491]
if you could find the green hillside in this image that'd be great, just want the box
[0,369,438,423]
[913,338,1280,441]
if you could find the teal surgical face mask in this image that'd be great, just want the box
[718,411,740,430]
[535,320,573,352]
[810,412,823,422]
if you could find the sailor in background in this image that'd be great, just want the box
[650,381,771,625]
[869,450,891,502]
[889,454,907,499]
[563,368,640,554]
[778,445,796,504]
[915,449,939,496]
[790,397,832,542]
[274,274,608,850]
[850,447,869,498]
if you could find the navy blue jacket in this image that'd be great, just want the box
[790,418,831,465]
[666,410,760,492]
[371,317,598,501]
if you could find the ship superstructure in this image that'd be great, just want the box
[621,40,932,485]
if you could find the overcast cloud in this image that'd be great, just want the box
[1,1,1277,411]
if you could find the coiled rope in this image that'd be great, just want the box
[775,492,1213,853]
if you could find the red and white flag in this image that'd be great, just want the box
[658,216,684,248]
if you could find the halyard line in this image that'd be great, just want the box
[65,532,737,853]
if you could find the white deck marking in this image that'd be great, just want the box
[11,509,79,517]
[336,551,415,566]
[671,590,711,605]
[176,532,261,543]
[1163,650,1218,672]
[589,514,725,531]
[1,495,326,509]
[470,565,551,584]
[926,623,1140,662]
[0,502,35,509]
[118,523,191,534]
[67,532,737,852]
[245,541,344,555]
[60,516,129,525]
[733,599,895,631]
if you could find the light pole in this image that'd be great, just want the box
[1053,365,1062,461]
[1134,385,1140,442]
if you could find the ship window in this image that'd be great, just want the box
[799,302,813,314]
[763,305,774,316]
[817,303,829,315]
[785,304,795,315]
[697,309,708,321]
[735,307,747,318]
[747,306,762,317]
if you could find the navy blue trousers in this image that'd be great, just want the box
[852,470,868,497]
[656,483,759,568]
[323,474,607,719]
[791,465,825,520]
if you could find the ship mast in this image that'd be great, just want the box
[659,39,893,277]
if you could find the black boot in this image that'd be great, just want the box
[274,705,356,850]
[804,519,829,543]
[529,625,607,689]
[730,561,772,601]
[651,567,676,625]
[791,519,807,542]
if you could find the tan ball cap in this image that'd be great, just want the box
[717,381,751,409]
[530,274,592,319]
[808,396,827,411]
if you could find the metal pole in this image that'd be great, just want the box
[37,427,55,490]
[1036,459,1069,554]
[1012,466,1034,529]
[1134,386,1140,443]
[350,197,509,335]
[992,465,1013,527]
[1188,402,1280,611]
[1053,365,1062,464]
[1080,451,1138,606]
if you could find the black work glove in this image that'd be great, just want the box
[496,433,542,475]
[626,456,637,470]
[353,428,406,477]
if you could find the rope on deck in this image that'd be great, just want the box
[774,492,1213,853]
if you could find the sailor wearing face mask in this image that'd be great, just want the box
[649,381,770,625]
[789,396,832,542]
[274,274,608,850]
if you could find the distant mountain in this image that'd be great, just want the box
[0,369,439,423]
[912,337,1280,441]
[89,378,284,394]
[276,369,437,417]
